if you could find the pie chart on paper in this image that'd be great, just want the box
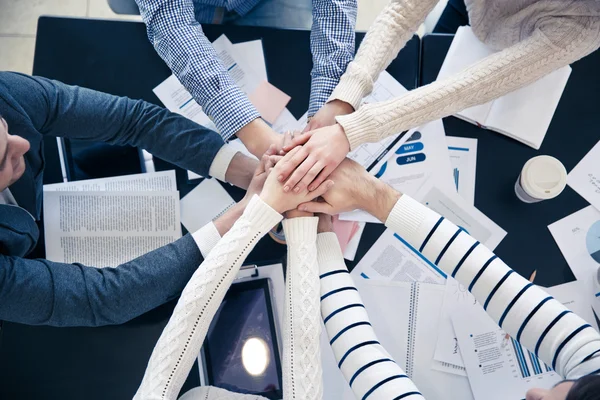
[586,220,600,264]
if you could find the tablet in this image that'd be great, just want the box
[203,278,283,399]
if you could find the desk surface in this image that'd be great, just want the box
[0,17,420,400]
[420,35,600,288]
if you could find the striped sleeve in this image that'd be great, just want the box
[317,232,424,399]
[385,195,600,379]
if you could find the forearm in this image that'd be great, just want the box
[136,0,259,138]
[374,188,600,379]
[318,233,423,399]
[135,196,282,400]
[329,0,436,111]
[282,217,322,399]
[308,0,357,116]
[0,234,204,327]
[337,23,600,149]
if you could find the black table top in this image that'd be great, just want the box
[420,34,600,288]
[0,17,420,400]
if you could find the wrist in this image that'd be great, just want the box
[225,153,258,189]
[237,119,278,157]
[259,192,286,214]
[365,180,402,223]
[329,99,355,115]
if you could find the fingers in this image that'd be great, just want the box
[257,155,269,174]
[279,131,293,155]
[282,130,312,152]
[295,160,325,193]
[308,164,335,192]
[307,179,334,201]
[275,146,308,184]
[298,200,334,214]
[265,144,277,157]
[284,156,317,193]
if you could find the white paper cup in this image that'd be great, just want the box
[515,156,567,203]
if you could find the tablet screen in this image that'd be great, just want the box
[204,279,282,399]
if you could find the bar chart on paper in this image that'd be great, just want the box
[452,311,561,400]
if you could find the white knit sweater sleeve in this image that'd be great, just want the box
[318,232,424,399]
[134,195,282,400]
[334,15,600,150]
[386,195,600,380]
[281,217,323,400]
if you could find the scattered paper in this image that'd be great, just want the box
[567,140,600,211]
[350,229,447,285]
[248,80,290,124]
[343,222,365,261]
[548,206,600,316]
[340,119,456,223]
[452,309,561,400]
[180,178,236,234]
[447,136,478,205]
[43,190,181,267]
[332,216,359,254]
[415,181,507,250]
[232,40,267,81]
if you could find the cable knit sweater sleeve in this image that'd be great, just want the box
[281,217,323,400]
[318,232,424,399]
[332,9,600,150]
[386,195,600,380]
[134,195,282,400]
[328,0,438,111]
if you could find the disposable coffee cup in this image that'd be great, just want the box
[515,156,567,203]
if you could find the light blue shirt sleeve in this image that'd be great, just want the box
[136,0,260,139]
[309,0,357,116]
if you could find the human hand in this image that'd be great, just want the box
[275,124,350,193]
[260,147,334,214]
[297,158,402,222]
[317,213,334,233]
[240,145,281,206]
[303,99,354,132]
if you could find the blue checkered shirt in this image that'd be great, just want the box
[136,0,357,139]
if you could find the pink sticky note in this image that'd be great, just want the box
[248,80,291,124]
[333,216,359,254]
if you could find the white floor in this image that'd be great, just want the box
[0,0,446,75]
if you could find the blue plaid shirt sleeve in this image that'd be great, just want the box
[309,0,357,117]
[136,0,259,139]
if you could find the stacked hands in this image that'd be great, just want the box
[245,124,401,225]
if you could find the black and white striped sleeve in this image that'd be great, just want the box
[317,232,424,399]
[385,195,600,379]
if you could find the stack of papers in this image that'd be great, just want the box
[437,26,571,149]
[567,140,600,211]
[43,171,181,267]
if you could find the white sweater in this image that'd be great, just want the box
[134,197,324,400]
[330,0,600,149]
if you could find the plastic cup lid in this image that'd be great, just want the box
[521,155,567,200]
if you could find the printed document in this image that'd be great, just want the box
[567,140,600,211]
[447,136,477,205]
[180,178,236,234]
[43,170,177,192]
[44,190,181,267]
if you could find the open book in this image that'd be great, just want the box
[437,26,571,150]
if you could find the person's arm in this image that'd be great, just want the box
[134,0,280,155]
[328,0,437,111]
[317,223,423,399]
[307,0,357,119]
[135,151,333,399]
[281,213,323,399]
[301,159,600,380]
[134,196,283,400]
[335,17,600,149]
[2,72,248,183]
[0,204,240,328]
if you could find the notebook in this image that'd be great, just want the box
[437,26,571,150]
[321,280,473,400]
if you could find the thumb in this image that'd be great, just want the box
[298,201,334,214]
